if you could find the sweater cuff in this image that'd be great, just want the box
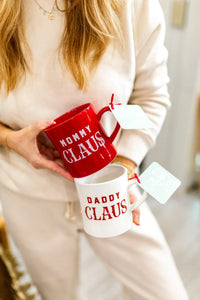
[116,131,153,166]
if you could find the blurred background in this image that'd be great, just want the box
[0,0,200,299]
[145,0,200,191]
[144,0,200,299]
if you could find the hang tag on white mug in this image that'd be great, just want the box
[137,162,181,204]
[109,104,154,129]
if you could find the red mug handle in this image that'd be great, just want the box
[97,106,120,143]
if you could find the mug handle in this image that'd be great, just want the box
[97,106,120,143]
[128,178,147,211]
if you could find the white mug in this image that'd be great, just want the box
[75,164,147,238]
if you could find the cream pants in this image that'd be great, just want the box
[1,188,188,300]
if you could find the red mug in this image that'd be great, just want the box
[44,103,120,178]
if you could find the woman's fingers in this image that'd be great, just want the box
[32,120,54,135]
[32,121,75,180]
[6,120,74,181]
[37,130,56,149]
[129,191,140,226]
[53,150,60,158]
[32,153,74,181]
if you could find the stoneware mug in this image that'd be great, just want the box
[44,103,120,178]
[75,164,147,238]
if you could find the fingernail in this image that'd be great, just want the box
[45,120,52,126]
[133,213,140,226]
[45,120,56,127]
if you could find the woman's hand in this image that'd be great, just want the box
[112,155,140,225]
[6,120,74,181]
[129,189,140,226]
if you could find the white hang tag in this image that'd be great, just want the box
[137,162,181,204]
[109,105,154,129]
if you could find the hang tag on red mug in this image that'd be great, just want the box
[109,104,154,129]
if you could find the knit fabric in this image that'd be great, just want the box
[0,0,170,202]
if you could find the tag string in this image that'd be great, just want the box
[128,173,141,184]
[110,93,121,110]
[110,93,114,109]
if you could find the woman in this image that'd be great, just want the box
[0,0,188,299]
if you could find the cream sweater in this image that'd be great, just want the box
[0,0,170,202]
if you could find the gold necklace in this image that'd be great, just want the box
[33,0,56,20]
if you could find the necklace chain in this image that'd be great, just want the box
[33,0,56,20]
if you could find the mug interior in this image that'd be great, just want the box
[75,165,126,185]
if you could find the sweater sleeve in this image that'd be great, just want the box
[116,0,170,166]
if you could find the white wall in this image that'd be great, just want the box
[145,0,200,192]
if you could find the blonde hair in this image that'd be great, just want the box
[0,0,123,94]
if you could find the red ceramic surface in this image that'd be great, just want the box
[44,103,120,178]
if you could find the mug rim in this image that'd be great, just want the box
[44,102,92,132]
[74,164,127,186]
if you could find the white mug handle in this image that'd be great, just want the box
[128,179,147,211]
